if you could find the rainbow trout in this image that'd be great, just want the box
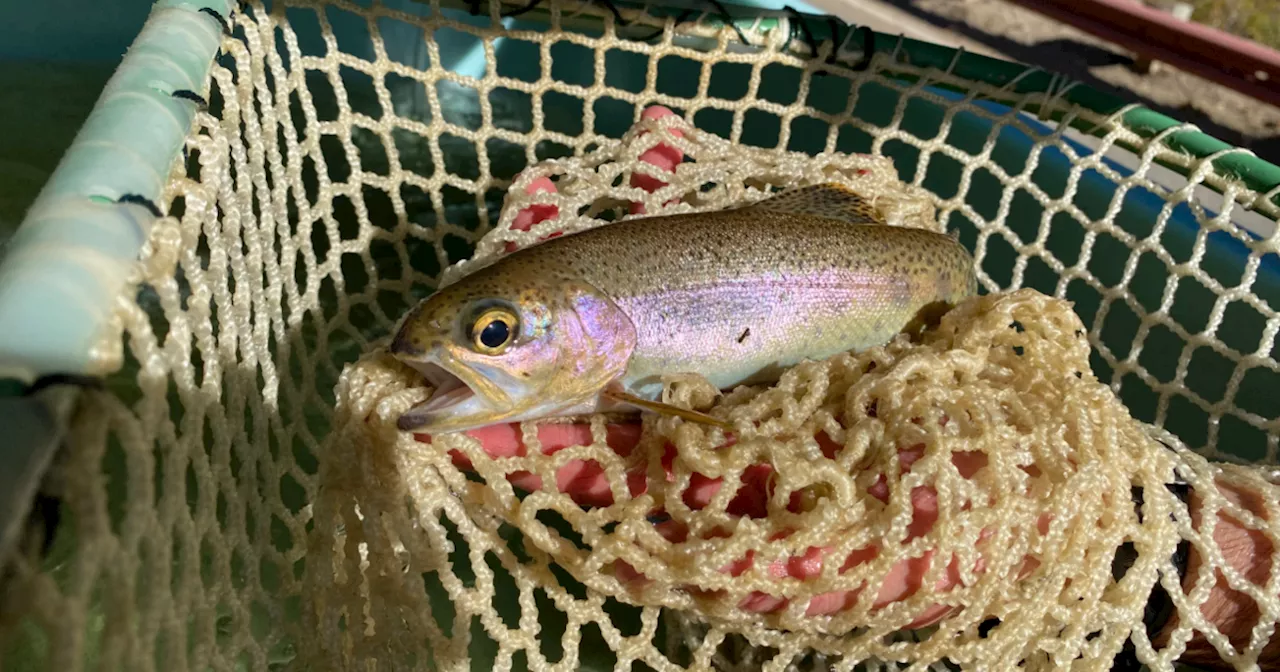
[389,183,977,433]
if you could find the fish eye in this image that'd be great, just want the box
[471,308,518,354]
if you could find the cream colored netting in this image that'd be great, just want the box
[3,0,1280,670]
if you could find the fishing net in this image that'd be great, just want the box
[3,0,1280,671]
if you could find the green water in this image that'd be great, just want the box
[0,60,116,244]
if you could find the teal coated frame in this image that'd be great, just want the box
[0,0,234,560]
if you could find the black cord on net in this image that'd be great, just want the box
[810,15,842,76]
[501,0,547,19]
[480,0,634,29]
[783,5,874,75]
[23,374,104,397]
[471,0,532,19]
[783,5,819,60]
[703,0,751,45]
[829,16,876,72]
[593,0,634,28]
[171,89,209,109]
[118,193,165,218]
[198,6,232,36]
[521,0,751,45]
[472,0,860,73]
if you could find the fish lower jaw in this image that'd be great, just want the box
[397,390,496,433]
[397,388,612,434]
[403,359,495,414]
[397,360,490,431]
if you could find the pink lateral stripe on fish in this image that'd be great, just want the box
[389,182,978,434]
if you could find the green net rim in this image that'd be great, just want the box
[2,0,1278,384]
[450,0,1280,210]
[0,0,1277,649]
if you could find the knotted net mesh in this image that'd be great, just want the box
[4,0,1280,671]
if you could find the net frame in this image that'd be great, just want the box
[2,0,1279,388]
[2,0,1280,670]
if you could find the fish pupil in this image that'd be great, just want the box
[480,319,511,349]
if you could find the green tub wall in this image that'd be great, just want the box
[305,2,1276,461]
[1,2,1276,669]
[0,0,153,238]
[3,0,1273,458]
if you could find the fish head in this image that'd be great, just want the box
[389,266,637,434]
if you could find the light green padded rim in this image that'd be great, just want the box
[0,0,234,573]
[0,0,233,385]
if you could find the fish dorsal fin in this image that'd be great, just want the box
[741,182,884,224]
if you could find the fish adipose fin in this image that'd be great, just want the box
[741,182,885,224]
[602,388,733,431]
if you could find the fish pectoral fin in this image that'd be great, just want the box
[742,182,885,225]
[602,389,734,431]
[902,299,956,341]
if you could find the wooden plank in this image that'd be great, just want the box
[1004,0,1280,107]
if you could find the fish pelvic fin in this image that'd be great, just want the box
[742,182,884,225]
[603,388,734,431]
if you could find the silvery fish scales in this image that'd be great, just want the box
[389,184,978,433]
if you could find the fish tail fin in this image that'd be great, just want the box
[603,388,733,431]
[742,182,884,225]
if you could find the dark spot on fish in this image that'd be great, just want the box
[1013,346,1024,356]
[738,328,750,343]
[522,371,531,378]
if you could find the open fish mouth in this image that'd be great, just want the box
[414,362,475,413]
[398,361,482,430]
